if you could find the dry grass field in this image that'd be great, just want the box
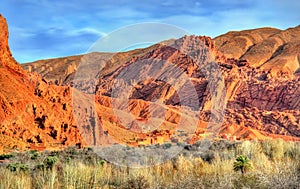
[0,139,299,189]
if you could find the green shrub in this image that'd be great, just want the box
[67,147,78,155]
[163,143,172,149]
[98,159,106,166]
[30,150,39,160]
[233,155,253,176]
[45,155,58,169]
[0,154,14,160]
[7,163,29,173]
[49,151,59,156]
[36,163,45,170]
[177,142,187,147]
[65,156,71,163]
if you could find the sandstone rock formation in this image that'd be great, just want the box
[1,14,300,151]
[0,14,84,152]
[214,25,300,74]
[0,15,21,71]
[23,31,300,145]
[92,35,300,143]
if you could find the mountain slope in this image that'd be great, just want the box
[0,15,84,152]
[1,15,300,152]
[214,25,300,73]
[23,31,300,143]
[23,25,300,84]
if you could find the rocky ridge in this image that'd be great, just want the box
[1,14,300,151]
[214,26,300,73]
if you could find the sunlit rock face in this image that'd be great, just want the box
[1,14,300,152]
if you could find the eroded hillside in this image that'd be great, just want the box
[1,14,300,152]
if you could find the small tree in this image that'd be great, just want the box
[233,155,252,176]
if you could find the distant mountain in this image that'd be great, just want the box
[1,14,300,152]
[23,25,300,84]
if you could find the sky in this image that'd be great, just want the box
[0,0,299,63]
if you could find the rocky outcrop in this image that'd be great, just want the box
[214,26,300,74]
[1,16,300,151]
[21,45,161,85]
[69,34,300,143]
[0,14,21,71]
[214,27,281,60]
[0,15,85,152]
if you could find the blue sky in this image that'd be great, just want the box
[0,0,299,63]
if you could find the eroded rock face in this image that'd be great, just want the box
[67,34,300,143]
[0,14,21,71]
[1,15,300,151]
[0,67,85,151]
[0,15,84,151]
[214,26,300,74]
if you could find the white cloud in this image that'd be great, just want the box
[10,26,35,38]
[65,28,107,37]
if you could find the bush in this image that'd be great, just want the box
[35,163,45,170]
[7,163,29,173]
[0,154,14,160]
[30,150,39,160]
[163,143,172,149]
[49,151,59,156]
[66,147,79,155]
[233,155,253,176]
[65,156,71,163]
[45,155,58,169]
[98,159,106,166]
[177,142,187,147]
